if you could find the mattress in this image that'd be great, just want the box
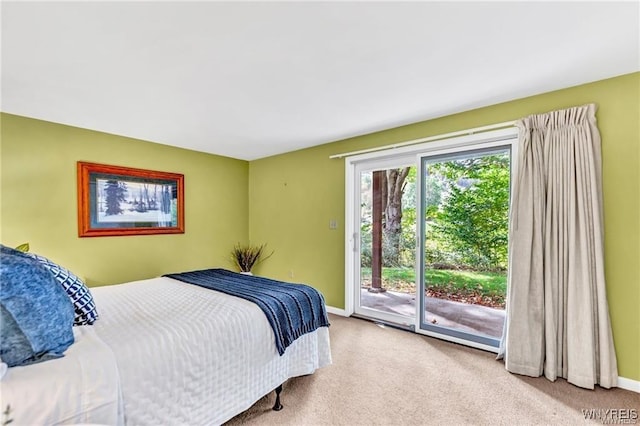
[91,276,332,425]
[0,325,124,425]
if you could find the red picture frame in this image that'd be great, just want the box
[77,162,184,237]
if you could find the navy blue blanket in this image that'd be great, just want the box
[163,268,330,355]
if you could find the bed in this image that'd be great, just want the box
[0,261,332,425]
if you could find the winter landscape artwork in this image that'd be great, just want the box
[77,162,184,237]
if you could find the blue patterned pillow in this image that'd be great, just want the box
[0,245,75,367]
[27,253,99,326]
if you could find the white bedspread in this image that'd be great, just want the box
[91,276,332,425]
[0,325,124,425]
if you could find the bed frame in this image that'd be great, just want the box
[273,384,284,411]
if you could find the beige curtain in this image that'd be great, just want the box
[502,104,618,389]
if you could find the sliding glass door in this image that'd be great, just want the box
[345,127,518,352]
[417,144,514,350]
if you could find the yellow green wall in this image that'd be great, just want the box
[1,113,249,286]
[249,72,640,381]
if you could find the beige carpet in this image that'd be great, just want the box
[226,314,639,425]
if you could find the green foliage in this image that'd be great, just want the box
[425,268,506,297]
[361,266,506,307]
[14,243,29,252]
[360,219,372,267]
[361,153,509,274]
[231,243,273,272]
[359,153,510,307]
[422,167,443,219]
[427,154,510,271]
[399,167,417,267]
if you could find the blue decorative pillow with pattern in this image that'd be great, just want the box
[27,252,99,326]
[0,245,75,367]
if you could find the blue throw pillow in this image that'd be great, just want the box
[0,245,75,367]
[27,253,99,326]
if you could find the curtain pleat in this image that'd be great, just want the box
[502,104,618,389]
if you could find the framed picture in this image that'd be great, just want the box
[77,162,184,237]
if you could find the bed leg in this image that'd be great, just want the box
[272,384,283,411]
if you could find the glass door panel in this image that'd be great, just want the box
[355,164,417,326]
[418,147,510,348]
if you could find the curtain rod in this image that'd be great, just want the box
[329,120,516,159]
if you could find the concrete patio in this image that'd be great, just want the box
[360,288,505,338]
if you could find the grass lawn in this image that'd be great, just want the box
[361,267,506,308]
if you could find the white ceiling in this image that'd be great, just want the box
[2,2,639,161]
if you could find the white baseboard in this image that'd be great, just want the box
[618,376,640,393]
[325,306,348,316]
